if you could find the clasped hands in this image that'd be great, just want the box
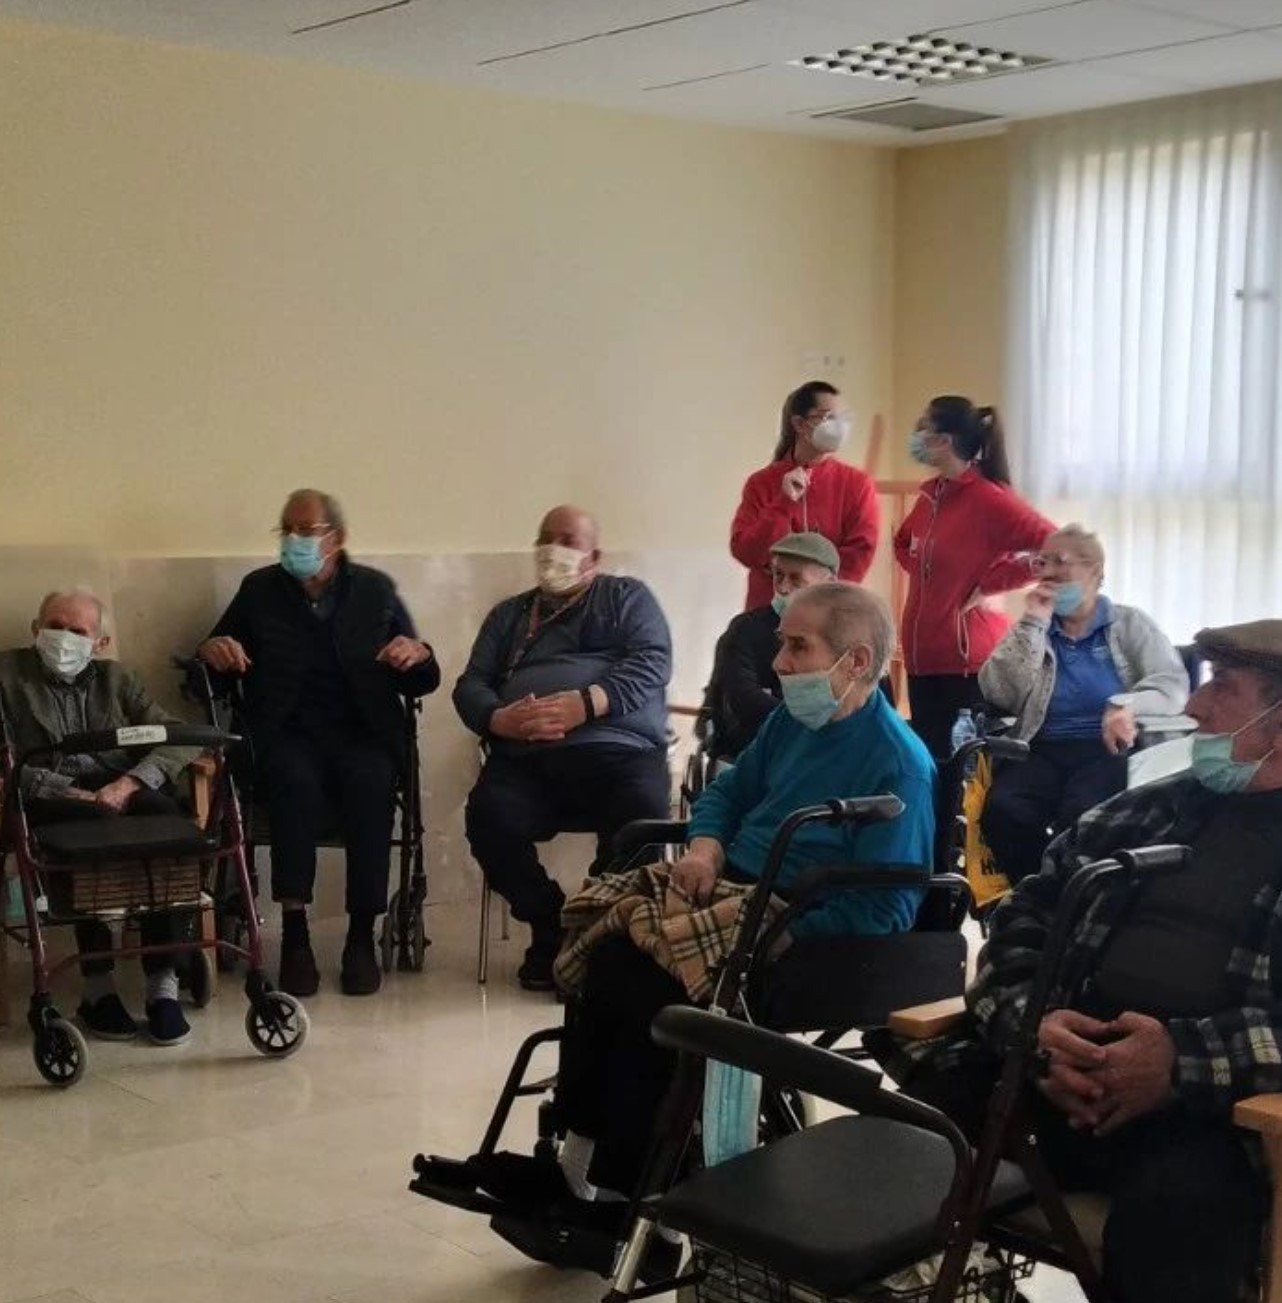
[1036,1007,1175,1137]
[490,691,589,743]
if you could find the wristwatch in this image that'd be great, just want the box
[580,686,597,722]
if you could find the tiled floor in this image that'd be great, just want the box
[0,904,1082,1303]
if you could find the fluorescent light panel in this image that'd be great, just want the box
[790,35,1050,86]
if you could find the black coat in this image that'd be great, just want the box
[206,557,439,760]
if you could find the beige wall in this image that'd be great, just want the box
[890,134,1010,475]
[0,18,895,557]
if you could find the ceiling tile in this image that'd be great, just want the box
[919,60,1193,116]
[1093,28,1282,88]
[1121,0,1282,29]
[937,0,1234,62]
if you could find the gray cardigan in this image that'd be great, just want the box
[978,602,1188,742]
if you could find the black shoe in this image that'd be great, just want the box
[278,941,320,997]
[145,998,192,1047]
[518,947,558,992]
[340,938,382,996]
[469,1150,570,1205]
[78,993,138,1041]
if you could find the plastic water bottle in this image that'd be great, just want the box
[951,707,979,774]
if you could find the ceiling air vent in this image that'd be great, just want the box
[815,99,1003,132]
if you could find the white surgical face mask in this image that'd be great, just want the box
[810,414,850,455]
[35,627,95,681]
[535,543,590,596]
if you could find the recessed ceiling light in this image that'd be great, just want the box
[789,33,1050,87]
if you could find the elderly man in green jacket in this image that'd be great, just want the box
[0,588,197,1046]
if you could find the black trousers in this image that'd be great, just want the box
[981,737,1128,883]
[905,1058,1264,1303]
[464,745,670,944]
[28,787,182,977]
[907,674,987,761]
[558,935,688,1194]
[259,729,397,915]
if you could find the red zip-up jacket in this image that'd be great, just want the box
[730,457,879,610]
[894,469,1055,676]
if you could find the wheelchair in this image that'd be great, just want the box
[604,844,1194,1303]
[408,733,1023,1282]
[176,658,428,975]
[0,721,309,1086]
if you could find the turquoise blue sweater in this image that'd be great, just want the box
[686,691,936,937]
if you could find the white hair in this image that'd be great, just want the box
[790,582,894,684]
[37,587,108,635]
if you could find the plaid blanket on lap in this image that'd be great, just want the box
[554,863,777,1004]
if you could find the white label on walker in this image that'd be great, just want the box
[116,725,168,746]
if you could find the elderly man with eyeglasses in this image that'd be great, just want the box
[198,489,439,997]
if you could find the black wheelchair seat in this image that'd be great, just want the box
[34,814,217,863]
[655,1114,1030,1297]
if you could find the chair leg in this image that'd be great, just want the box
[477,881,490,985]
[500,899,510,942]
[1262,1136,1282,1303]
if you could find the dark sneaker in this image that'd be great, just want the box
[340,938,382,996]
[278,941,320,998]
[78,993,138,1041]
[145,998,192,1047]
[517,947,557,992]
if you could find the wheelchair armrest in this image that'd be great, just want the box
[189,755,217,826]
[887,995,969,1040]
[1233,1095,1282,1139]
[608,819,689,867]
[755,871,968,965]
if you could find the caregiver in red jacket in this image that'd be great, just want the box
[730,381,880,611]
[894,395,1055,760]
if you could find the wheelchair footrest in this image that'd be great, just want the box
[408,1155,502,1216]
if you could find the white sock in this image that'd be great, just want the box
[82,973,115,1004]
[559,1130,598,1201]
[146,968,179,1004]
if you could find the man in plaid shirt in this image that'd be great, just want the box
[892,618,1282,1303]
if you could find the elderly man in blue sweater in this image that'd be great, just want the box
[472,581,935,1220]
[454,504,673,989]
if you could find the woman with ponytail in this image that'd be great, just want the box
[894,395,1056,759]
[730,381,880,610]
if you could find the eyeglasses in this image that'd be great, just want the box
[272,524,333,539]
[1032,551,1088,572]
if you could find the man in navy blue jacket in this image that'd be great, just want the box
[199,489,439,999]
[454,505,673,989]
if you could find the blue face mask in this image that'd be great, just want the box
[279,534,328,581]
[909,430,933,465]
[1191,701,1280,794]
[778,651,852,730]
[1053,581,1085,617]
[770,592,789,617]
[702,1058,762,1167]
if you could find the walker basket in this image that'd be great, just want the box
[46,858,205,917]
[690,1244,1033,1303]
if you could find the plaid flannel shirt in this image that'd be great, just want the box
[891,775,1282,1119]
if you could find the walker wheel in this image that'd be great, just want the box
[245,991,309,1058]
[189,948,215,1009]
[33,1018,88,1087]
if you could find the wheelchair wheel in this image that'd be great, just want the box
[188,948,215,1009]
[245,992,309,1059]
[379,893,398,974]
[33,1018,88,1087]
[408,907,428,972]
